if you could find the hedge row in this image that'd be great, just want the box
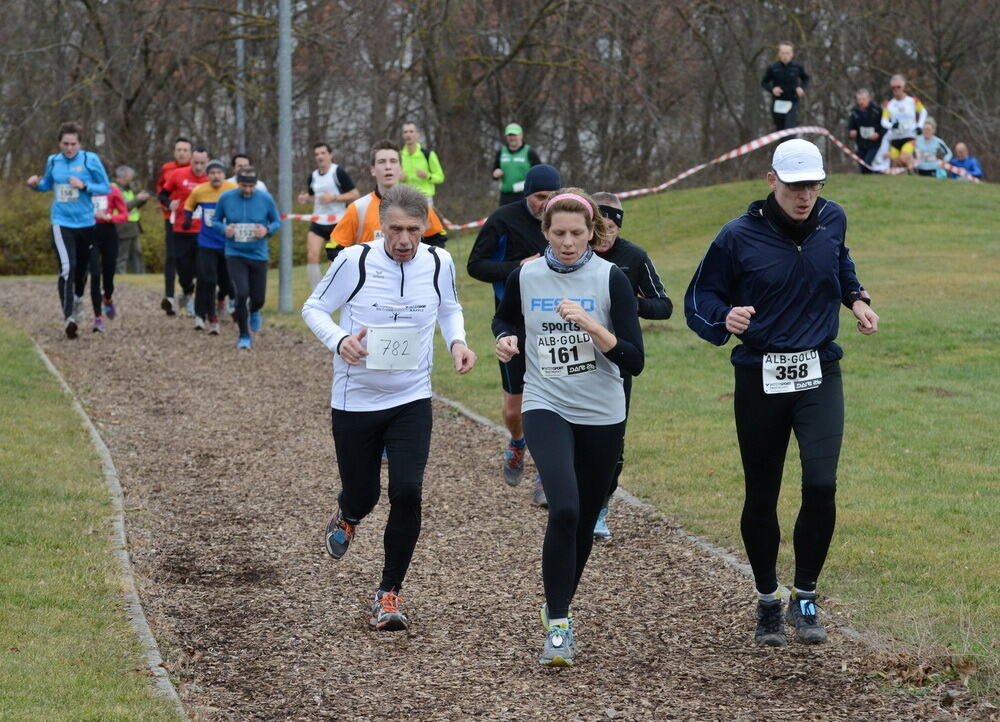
[0,182,314,275]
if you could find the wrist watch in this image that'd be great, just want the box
[848,290,871,306]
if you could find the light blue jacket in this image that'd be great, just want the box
[212,188,282,261]
[33,150,111,228]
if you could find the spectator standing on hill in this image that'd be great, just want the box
[684,139,879,648]
[847,89,882,173]
[948,143,983,181]
[400,122,445,206]
[155,138,192,315]
[159,147,210,317]
[914,120,952,177]
[761,42,809,136]
[467,164,562,508]
[881,75,927,172]
[589,191,672,540]
[112,166,150,274]
[297,143,359,286]
[87,178,128,333]
[493,123,542,207]
[328,141,447,253]
[26,121,111,339]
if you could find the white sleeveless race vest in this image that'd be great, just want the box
[311,164,346,218]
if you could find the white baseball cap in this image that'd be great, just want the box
[771,139,826,183]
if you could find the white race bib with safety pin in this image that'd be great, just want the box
[773,99,793,115]
[762,349,822,394]
[56,184,79,203]
[365,327,421,370]
[233,223,257,242]
[202,208,214,226]
[537,331,596,378]
[860,126,875,139]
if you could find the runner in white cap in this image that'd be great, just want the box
[684,139,879,647]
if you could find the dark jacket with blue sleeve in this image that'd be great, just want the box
[684,198,865,368]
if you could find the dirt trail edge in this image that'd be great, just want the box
[2,281,958,721]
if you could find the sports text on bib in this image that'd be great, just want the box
[537,330,596,378]
[365,327,421,370]
[762,349,822,394]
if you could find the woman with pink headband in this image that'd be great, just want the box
[492,187,645,666]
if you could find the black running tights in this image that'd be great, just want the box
[523,409,625,619]
[225,255,267,336]
[331,398,432,592]
[734,360,843,594]
[89,223,119,316]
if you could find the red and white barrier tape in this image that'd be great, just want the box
[280,213,341,223]
[282,126,980,229]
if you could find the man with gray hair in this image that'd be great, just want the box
[302,183,476,633]
[112,166,150,273]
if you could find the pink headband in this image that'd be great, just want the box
[544,193,593,218]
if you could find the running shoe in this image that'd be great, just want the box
[92,316,105,333]
[74,296,84,320]
[208,318,220,335]
[236,334,252,350]
[184,295,195,318]
[787,591,827,644]
[369,588,408,631]
[531,476,547,508]
[539,622,574,666]
[65,317,78,339]
[754,599,787,647]
[502,441,526,486]
[193,316,205,331]
[539,603,574,631]
[593,507,612,540]
[249,310,262,332]
[161,296,176,316]
[103,297,116,320]
[324,510,356,559]
[228,298,237,321]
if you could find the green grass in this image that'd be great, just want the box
[0,317,180,721]
[11,173,998,699]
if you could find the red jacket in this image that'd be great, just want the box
[162,166,207,233]
[156,160,189,219]
[94,185,129,225]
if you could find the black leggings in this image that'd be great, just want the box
[51,224,93,319]
[523,409,625,619]
[605,373,633,503]
[331,399,432,591]
[195,246,227,319]
[734,360,843,594]
[225,255,267,335]
[89,223,119,316]
[163,219,175,298]
[171,232,198,298]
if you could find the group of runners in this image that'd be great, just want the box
[30,121,879,667]
[300,140,878,666]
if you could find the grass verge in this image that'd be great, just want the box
[0,315,180,721]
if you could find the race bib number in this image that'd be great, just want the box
[201,208,214,226]
[91,196,108,212]
[56,184,79,203]
[773,99,793,115]
[537,331,596,378]
[365,327,421,370]
[233,223,257,242]
[859,126,875,139]
[512,181,525,193]
[762,349,822,394]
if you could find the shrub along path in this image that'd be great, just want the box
[1,280,960,721]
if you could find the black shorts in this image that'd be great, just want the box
[309,222,336,240]
[890,137,915,152]
[498,337,526,395]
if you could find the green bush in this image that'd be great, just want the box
[0,180,314,275]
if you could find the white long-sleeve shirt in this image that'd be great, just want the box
[302,241,467,411]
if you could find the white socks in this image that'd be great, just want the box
[548,617,569,628]
[757,588,780,603]
[307,263,321,289]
